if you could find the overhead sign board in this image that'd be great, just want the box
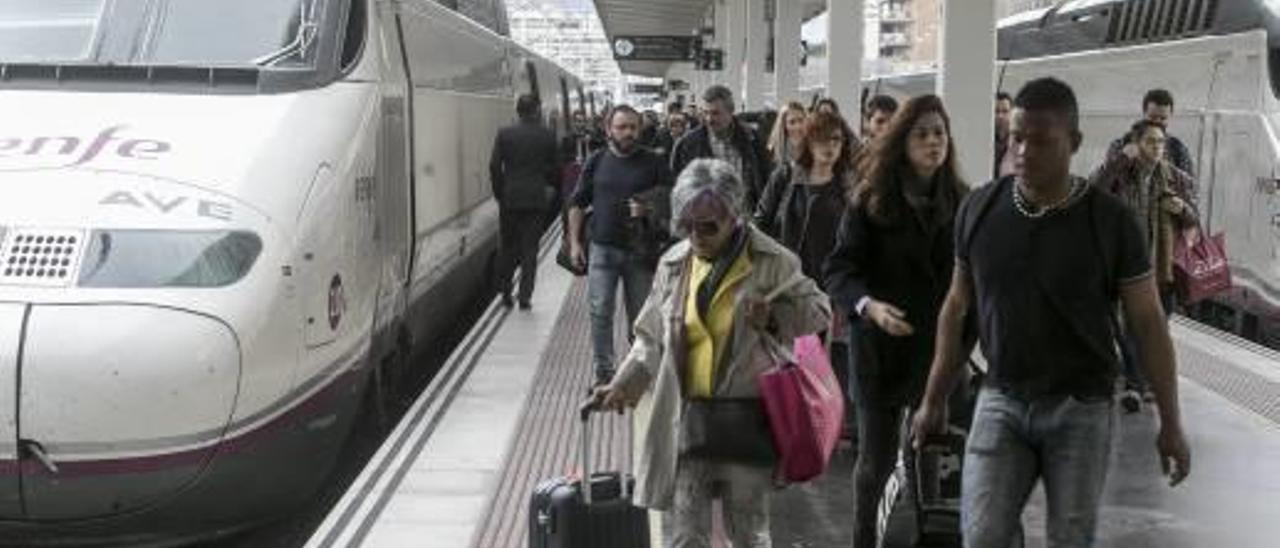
[629,83,666,95]
[612,35,700,61]
[696,48,724,71]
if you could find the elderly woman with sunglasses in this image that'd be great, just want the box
[592,158,831,547]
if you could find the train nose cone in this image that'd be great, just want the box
[0,304,239,520]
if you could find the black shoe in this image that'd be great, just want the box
[499,293,514,308]
[594,369,615,387]
[518,300,532,310]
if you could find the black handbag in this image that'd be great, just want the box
[555,230,589,276]
[679,398,776,465]
[555,151,605,278]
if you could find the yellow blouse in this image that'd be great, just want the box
[684,250,751,398]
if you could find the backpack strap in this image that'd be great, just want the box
[580,149,605,191]
[960,176,1013,262]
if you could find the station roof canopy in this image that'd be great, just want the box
[592,0,827,77]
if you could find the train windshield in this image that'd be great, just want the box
[0,0,326,68]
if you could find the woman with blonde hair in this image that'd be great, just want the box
[766,101,808,170]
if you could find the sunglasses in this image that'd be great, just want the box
[679,218,725,237]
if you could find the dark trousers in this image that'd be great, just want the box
[849,376,912,548]
[829,341,858,440]
[496,210,543,303]
[1118,287,1175,391]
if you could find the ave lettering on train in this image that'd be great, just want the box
[99,190,232,221]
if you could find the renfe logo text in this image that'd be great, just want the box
[0,126,171,167]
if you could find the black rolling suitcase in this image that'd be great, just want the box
[878,363,984,548]
[910,432,966,547]
[528,404,650,548]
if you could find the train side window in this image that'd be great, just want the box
[559,76,572,130]
[457,0,503,35]
[435,0,459,9]
[525,61,540,101]
[1269,48,1280,99]
[341,0,367,70]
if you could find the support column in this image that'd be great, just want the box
[938,0,997,185]
[744,0,768,110]
[712,0,730,86]
[724,0,746,101]
[774,0,801,105]
[827,0,864,124]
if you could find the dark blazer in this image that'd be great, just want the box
[670,123,771,210]
[490,120,559,212]
[823,187,965,404]
[753,165,851,275]
[754,164,797,239]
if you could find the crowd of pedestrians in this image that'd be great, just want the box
[495,76,1194,548]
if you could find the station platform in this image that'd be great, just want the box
[306,232,1280,548]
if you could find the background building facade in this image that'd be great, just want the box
[507,0,622,106]
[999,0,1059,18]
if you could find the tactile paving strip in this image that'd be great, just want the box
[472,278,633,548]
[1174,320,1280,426]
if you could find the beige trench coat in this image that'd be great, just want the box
[611,225,831,510]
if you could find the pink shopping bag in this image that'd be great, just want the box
[758,334,845,483]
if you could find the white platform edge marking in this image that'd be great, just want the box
[305,232,577,548]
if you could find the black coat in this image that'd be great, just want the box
[753,165,850,282]
[753,164,798,240]
[651,131,676,161]
[490,120,559,212]
[670,123,771,211]
[823,188,965,404]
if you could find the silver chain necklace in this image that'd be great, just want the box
[1012,178,1082,219]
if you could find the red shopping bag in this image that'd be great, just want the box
[758,334,845,484]
[1172,227,1232,304]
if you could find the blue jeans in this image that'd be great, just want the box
[962,387,1115,548]
[588,243,654,377]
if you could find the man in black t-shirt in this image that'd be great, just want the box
[568,105,673,385]
[910,78,1191,548]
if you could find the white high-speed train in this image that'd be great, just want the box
[0,0,588,544]
[844,0,1280,351]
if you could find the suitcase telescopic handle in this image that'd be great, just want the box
[577,399,631,505]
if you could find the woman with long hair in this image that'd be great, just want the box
[824,94,970,548]
[766,101,808,169]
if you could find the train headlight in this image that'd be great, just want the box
[77,230,263,288]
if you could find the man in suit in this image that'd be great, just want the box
[490,93,559,309]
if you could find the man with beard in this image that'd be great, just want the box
[568,104,673,385]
